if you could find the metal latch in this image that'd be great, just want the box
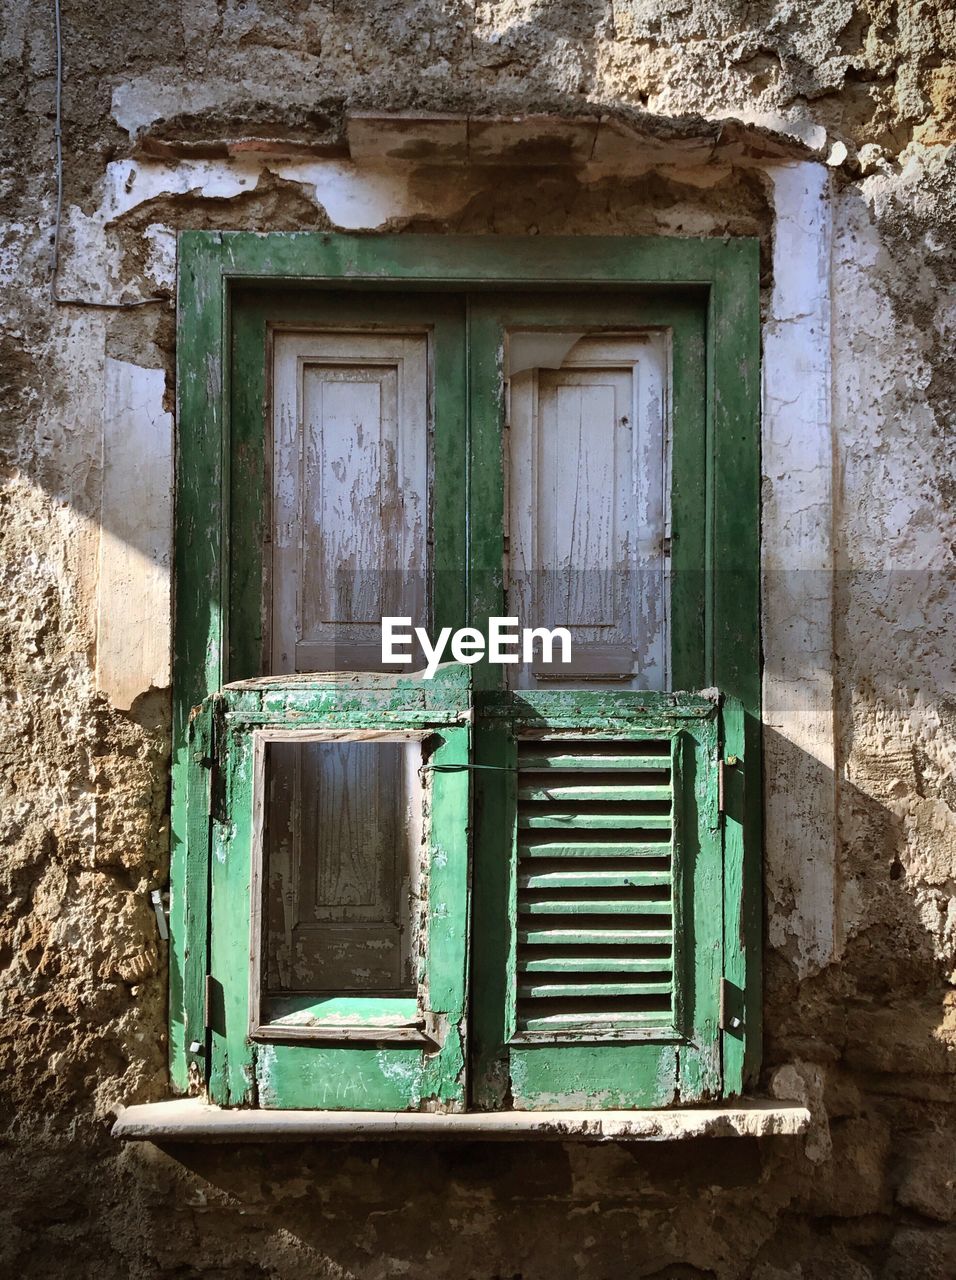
[205,973,215,1033]
[717,754,739,816]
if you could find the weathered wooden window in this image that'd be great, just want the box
[174,236,759,1113]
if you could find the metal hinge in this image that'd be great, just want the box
[192,749,216,816]
[718,759,724,815]
[187,976,216,1057]
[149,889,169,941]
[717,754,739,817]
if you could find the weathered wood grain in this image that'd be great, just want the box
[508,335,669,688]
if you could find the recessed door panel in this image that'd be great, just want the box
[262,737,423,995]
[272,330,429,675]
[507,333,670,689]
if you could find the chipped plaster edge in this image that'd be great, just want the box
[95,358,173,709]
[761,162,837,977]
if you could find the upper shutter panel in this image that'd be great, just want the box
[272,330,430,675]
[506,333,670,690]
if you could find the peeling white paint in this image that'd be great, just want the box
[274,160,449,228]
[142,223,177,292]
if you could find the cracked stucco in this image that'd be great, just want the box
[1,0,955,1277]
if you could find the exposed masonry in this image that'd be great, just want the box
[2,1,955,1276]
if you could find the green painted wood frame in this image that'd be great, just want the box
[472,689,724,1109]
[173,232,760,1101]
[465,291,724,1107]
[203,665,472,1110]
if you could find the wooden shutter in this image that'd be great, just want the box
[206,665,471,1111]
[472,690,723,1110]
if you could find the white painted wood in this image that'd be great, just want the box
[507,333,670,689]
[271,330,429,674]
[113,1098,812,1142]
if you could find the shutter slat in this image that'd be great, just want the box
[519,869,671,889]
[515,735,675,1034]
[518,750,671,771]
[520,898,672,915]
[519,954,671,974]
[518,812,672,829]
[519,926,673,946]
[521,1009,669,1030]
[518,839,668,858]
[517,781,671,803]
[519,980,672,999]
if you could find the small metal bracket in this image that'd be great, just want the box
[719,978,743,1033]
[149,889,169,941]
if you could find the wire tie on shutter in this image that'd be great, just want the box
[421,763,516,772]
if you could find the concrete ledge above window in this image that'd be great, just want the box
[113,1099,811,1144]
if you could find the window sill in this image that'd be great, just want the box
[112,1098,811,1143]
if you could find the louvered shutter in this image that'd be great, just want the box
[515,736,677,1036]
[472,690,724,1110]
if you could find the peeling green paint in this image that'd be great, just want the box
[208,666,471,1110]
[174,233,760,1109]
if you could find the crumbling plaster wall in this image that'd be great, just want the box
[1,2,954,1277]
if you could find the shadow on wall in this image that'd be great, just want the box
[93,723,956,1280]
[763,719,955,1085]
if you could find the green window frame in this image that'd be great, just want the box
[194,665,472,1110]
[172,233,760,1110]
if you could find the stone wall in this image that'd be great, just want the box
[1,2,954,1276]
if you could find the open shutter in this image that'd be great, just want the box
[472,689,723,1110]
[206,665,471,1111]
